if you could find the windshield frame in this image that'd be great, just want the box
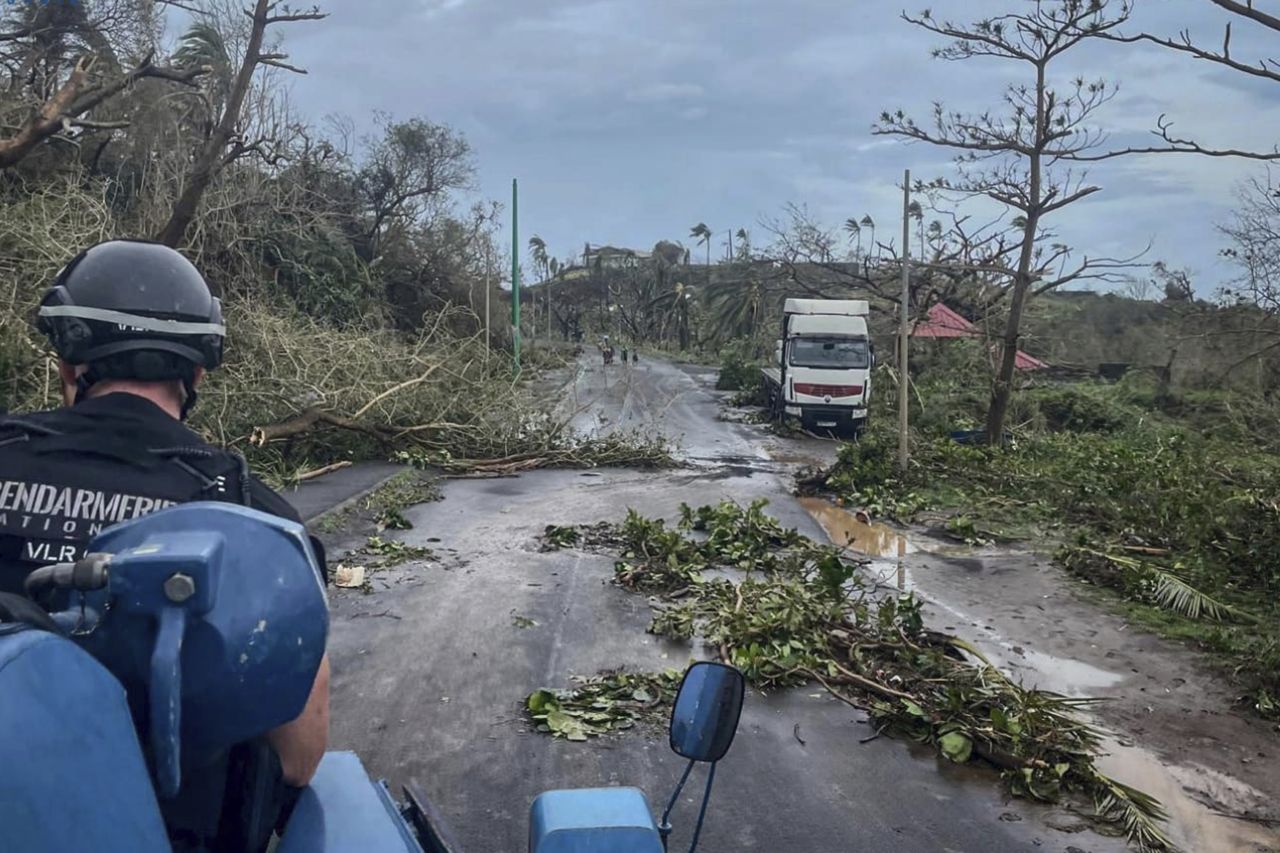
[788,336,871,370]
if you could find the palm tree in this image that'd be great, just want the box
[648,280,695,350]
[843,218,862,256]
[735,228,751,261]
[528,235,549,281]
[907,201,924,258]
[702,275,765,343]
[690,223,713,266]
[860,215,876,258]
[927,220,943,259]
[173,22,233,128]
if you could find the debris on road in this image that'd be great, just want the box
[333,564,366,589]
[800,422,1280,719]
[532,499,1174,851]
[525,670,683,741]
[397,429,677,475]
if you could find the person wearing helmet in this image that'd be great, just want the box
[0,239,329,851]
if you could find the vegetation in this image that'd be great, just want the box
[532,500,1172,850]
[798,365,1280,719]
[714,340,762,391]
[0,1,564,473]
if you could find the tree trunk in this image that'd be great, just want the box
[156,0,271,247]
[984,62,1047,445]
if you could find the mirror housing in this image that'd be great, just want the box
[668,662,745,763]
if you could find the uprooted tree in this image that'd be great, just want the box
[875,0,1142,444]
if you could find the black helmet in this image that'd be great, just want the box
[36,239,225,416]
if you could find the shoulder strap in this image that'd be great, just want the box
[0,417,64,448]
[0,415,253,506]
[150,445,254,506]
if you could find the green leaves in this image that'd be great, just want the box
[541,525,581,550]
[524,671,683,741]
[540,502,1176,848]
[938,730,973,763]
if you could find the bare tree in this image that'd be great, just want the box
[1220,173,1280,315]
[155,0,325,247]
[875,0,1141,443]
[1086,1,1280,160]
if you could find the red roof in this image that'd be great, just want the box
[911,303,1048,370]
[912,303,976,338]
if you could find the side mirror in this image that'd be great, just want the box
[669,662,745,763]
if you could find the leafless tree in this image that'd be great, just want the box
[155,0,325,247]
[1220,173,1280,318]
[1085,0,1280,160]
[875,0,1143,443]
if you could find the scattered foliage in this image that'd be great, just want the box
[532,501,1172,849]
[804,415,1280,718]
[396,429,676,475]
[715,340,762,391]
[526,670,684,740]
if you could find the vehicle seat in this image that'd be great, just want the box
[529,787,663,853]
[0,625,170,852]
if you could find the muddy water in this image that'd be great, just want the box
[800,494,1280,853]
[1095,736,1279,853]
[797,496,915,558]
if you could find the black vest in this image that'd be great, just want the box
[0,415,253,595]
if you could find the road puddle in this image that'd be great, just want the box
[799,497,1280,851]
[798,496,915,558]
[1095,736,1279,852]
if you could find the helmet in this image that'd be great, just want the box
[36,240,225,415]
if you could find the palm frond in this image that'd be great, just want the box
[1147,567,1251,623]
[1090,772,1175,852]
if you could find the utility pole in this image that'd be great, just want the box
[484,243,491,364]
[511,178,520,374]
[898,169,911,473]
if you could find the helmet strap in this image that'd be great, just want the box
[73,368,101,405]
[179,376,199,421]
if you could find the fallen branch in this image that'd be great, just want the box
[250,407,391,447]
[352,363,440,420]
[296,460,353,482]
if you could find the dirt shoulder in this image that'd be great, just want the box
[799,496,1280,853]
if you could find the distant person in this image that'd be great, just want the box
[621,347,629,363]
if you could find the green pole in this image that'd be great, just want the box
[511,178,521,374]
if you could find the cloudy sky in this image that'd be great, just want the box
[274,0,1277,294]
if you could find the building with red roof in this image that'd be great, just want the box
[911,303,1047,370]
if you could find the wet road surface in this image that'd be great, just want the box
[321,356,1156,853]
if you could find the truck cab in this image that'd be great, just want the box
[762,299,872,435]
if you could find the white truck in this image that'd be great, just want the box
[761,298,874,435]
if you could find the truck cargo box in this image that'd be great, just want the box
[783,298,869,317]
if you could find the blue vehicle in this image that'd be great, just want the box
[0,502,745,853]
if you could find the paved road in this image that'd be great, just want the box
[322,356,1129,853]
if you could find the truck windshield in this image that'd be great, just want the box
[790,338,870,369]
